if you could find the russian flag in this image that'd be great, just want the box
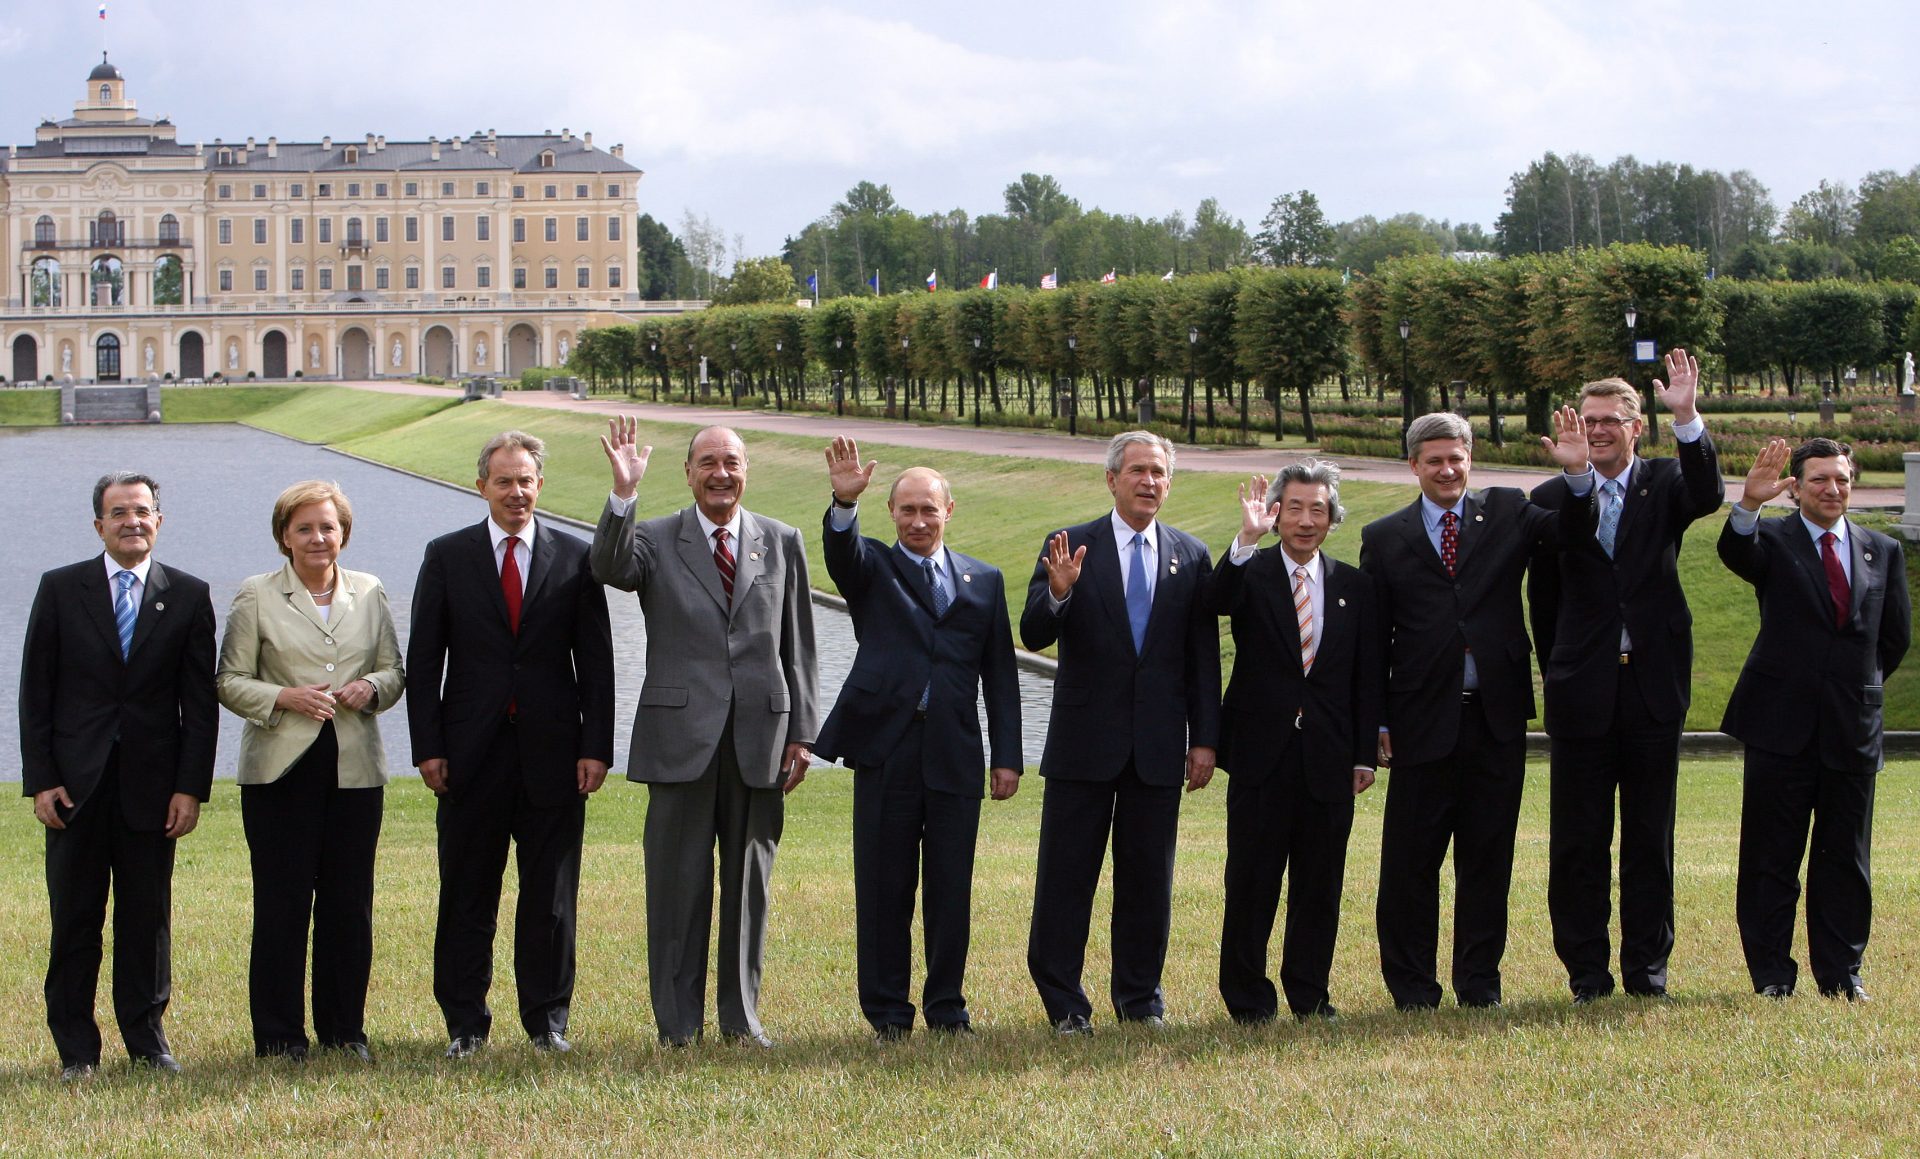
[1100,269,1117,284]
[980,271,997,290]
[925,269,937,292]
[99,3,107,18]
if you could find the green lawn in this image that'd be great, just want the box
[1,765,1915,1154]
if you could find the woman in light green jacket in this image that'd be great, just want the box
[217,480,403,1062]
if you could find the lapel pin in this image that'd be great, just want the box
[1474,514,1484,522]
[1169,560,1179,574]
[749,552,762,561]
[155,602,164,611]
[962,573,973,583]
[1639,489,1649,497]
[1865,552,1874,562]
[1337,597,1346,607]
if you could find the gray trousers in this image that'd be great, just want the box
[643,721,784,1043]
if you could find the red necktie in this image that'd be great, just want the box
[1440,511,1459,577]
[501,535,523,634]
[1821,531,1850,627]
[713,528,736,606]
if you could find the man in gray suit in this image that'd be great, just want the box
[592,417,819,1047]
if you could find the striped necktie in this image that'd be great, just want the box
[1294,565,1315,674]
[1597,477,1622,558]
[713,528,736,606]
[114,569,138,659]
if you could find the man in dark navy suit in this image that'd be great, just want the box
[1207,460,1383,1024]
[1720,435,1909,1002]
[20,471,217,1081]
[1361,410,1592,1011]
[813,437,1021,1041]
[1529,350,1723,1003]
[1022,430,1221,1036]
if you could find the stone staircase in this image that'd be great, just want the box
[62,383,162,424]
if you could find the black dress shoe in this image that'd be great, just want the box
[445,1035,487,1060]
[1822,984,1870,1003]
[1571,989,1604,1006]
[1053,1014,1094,1038]
[1760,983,1794,1000]
[1626,987,1671,1002]
[1230,1010,1277,1027]
[1294,1004,1339,1024]
[723,1029,774,1049]
[660,1034,699,1049]
[929,1022,974,1037]
[1395,1000,1439,1013]
[530,1032,572,1053]
[132,1052,181,1074]
[1121,1013,1168,1030]
[1459,997,1503,1010]
[873,1024,912,1044]
[59,1062,97,1083]
[258,1043,308,1062]
[329,1042,373,1063]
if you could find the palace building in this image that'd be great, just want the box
[2,54,664,384]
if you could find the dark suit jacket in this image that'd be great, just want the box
[1359,488,1569,768]
[1529,436,1724,737]
[813,510,1022,796]
[19,556,218,829]
[408,519,615,807]
[1718,514,1910,773]
[1207,548,1383,804]
[1020,516,1221,786]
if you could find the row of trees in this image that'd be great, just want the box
[572,243,1920,445]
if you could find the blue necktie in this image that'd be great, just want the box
[1126,532,1151,653]
[1597,477,1622,559]
[919,556,949,711]
[114,569,138,659]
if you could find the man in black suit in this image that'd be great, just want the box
[1361,410,1591,1010]
[19,471,217,1081]
[1528,350,1723,1003]
[1720,435,1909,1001]
[814,437,1022,1041]
[1022,430,1221,1035]
[1207,460,1382,1024]
[409,431,615,1058]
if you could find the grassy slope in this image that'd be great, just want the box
[0,768,1914,1154]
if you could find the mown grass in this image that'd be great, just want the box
[0,388,59,426]
[1,763,1916,1155]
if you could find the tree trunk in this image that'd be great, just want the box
[1296,383,1315,442]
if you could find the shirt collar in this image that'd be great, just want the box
[1110,510,1158,553]
[897,540,949,575]
[1600,457,1636,490]
[695,506,743,544]
[104,554,153,586]
[1420,494,1464,529]
[1279,550,1323,582]
[1801,513,1848,547]
[488,516,538,552]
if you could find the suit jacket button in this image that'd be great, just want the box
[324,638,334,646]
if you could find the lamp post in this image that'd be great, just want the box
[774,340,783,410]
[833,335,844,416]
[688,342,699,400]
[900,335,910,422]
[1186,325,1199,445]
[1626,302,1658,444]
[728,340,739,407]
[1066,334,1079,437]
[649,341,658,401]
[1397,318,1412,457]
[971,335,983,427]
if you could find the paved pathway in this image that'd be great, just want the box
[335,379,1907,509]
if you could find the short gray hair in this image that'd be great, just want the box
[1105,430,1176,473]
[477,430,546,480]
[93,471,160,518]
[1265,459,1346,529]
[1406,412,1472,455]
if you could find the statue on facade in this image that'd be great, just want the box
[474,337,488,367]
[61,345,72,374]
[557,336,569,363]
[1904,351,1914,396]
[391,337,404,368]
[309,340,321,369]
[144,342,155,373]
[227,340,239,370]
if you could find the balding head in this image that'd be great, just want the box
[684,425,749,522]
[888,466,955,557]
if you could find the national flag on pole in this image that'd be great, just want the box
[1160,268,1174,282]
[925,269,938,292]
[868,270,880,293]
[980,270,998,290]
[806,272,818,292]
[1040,272,1058,290]
[98,3,107,18]
[1100,269,1117,284]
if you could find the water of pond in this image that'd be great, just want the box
[0,424,1057,783]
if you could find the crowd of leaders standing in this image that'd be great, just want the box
[16,346,1909,1081]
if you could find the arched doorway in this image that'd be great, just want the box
[423,325,454,379]
[506,323,539,375]
[262,330,289,379]
[179,332,205,379]
[95,334,122,382]
[90,256,125,307]
[341,328,372,380]
[12,334,37,382]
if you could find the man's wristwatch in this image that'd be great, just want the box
[831,494,857,509]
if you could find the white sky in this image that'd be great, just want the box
[6,0,1916,260]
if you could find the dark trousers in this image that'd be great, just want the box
[853,719,982,1032]
[240,723,384,1055]
[433,717,586,1042]
[1548,660,1680,996]
[1027,762,1182,1023]
[43,756,175,1067]
[1736,743,1876,995]
[1376,697,1525,1008]
[643,715,785,1044]
[1219,737,1354,1020]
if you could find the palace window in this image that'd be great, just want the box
[218,219,232,245]
[291,219,304,244]
[317,183,332,198]
[376,217,389,243]
[405,182,419,198]
[158,215,180,243]
[513,218,525,243]
[477,266,491,289]
[576,267,591,289]
[253,218,267,245]
[347,182,361,198]
[477,181,490,197]
[544,218,557,242]
[376,267,390,290]
[442,215,455,242]
[34,216,55,244]
[477,215,491,242]
[318,268,332,290]
[291,269,304,291]
[607,183,620,198]
[405,266,419,290]
[375,183,388,198]
[543,184,557,199]
[218,183,232,199]
[318,219,333,244]
[442,181,455,198]
[575,184,588,199]
[254,268,268,291]
[608,266,622,289]
[608,216,621,242]
[291,183,304,198]
[219,269,233,291]
[576,217,589,242]
[442,265,456,289]
[513,185,525,199]
[544,267,558,289]
[405,217,419,243]
[253,183,267,199]
[513,268,527,289]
